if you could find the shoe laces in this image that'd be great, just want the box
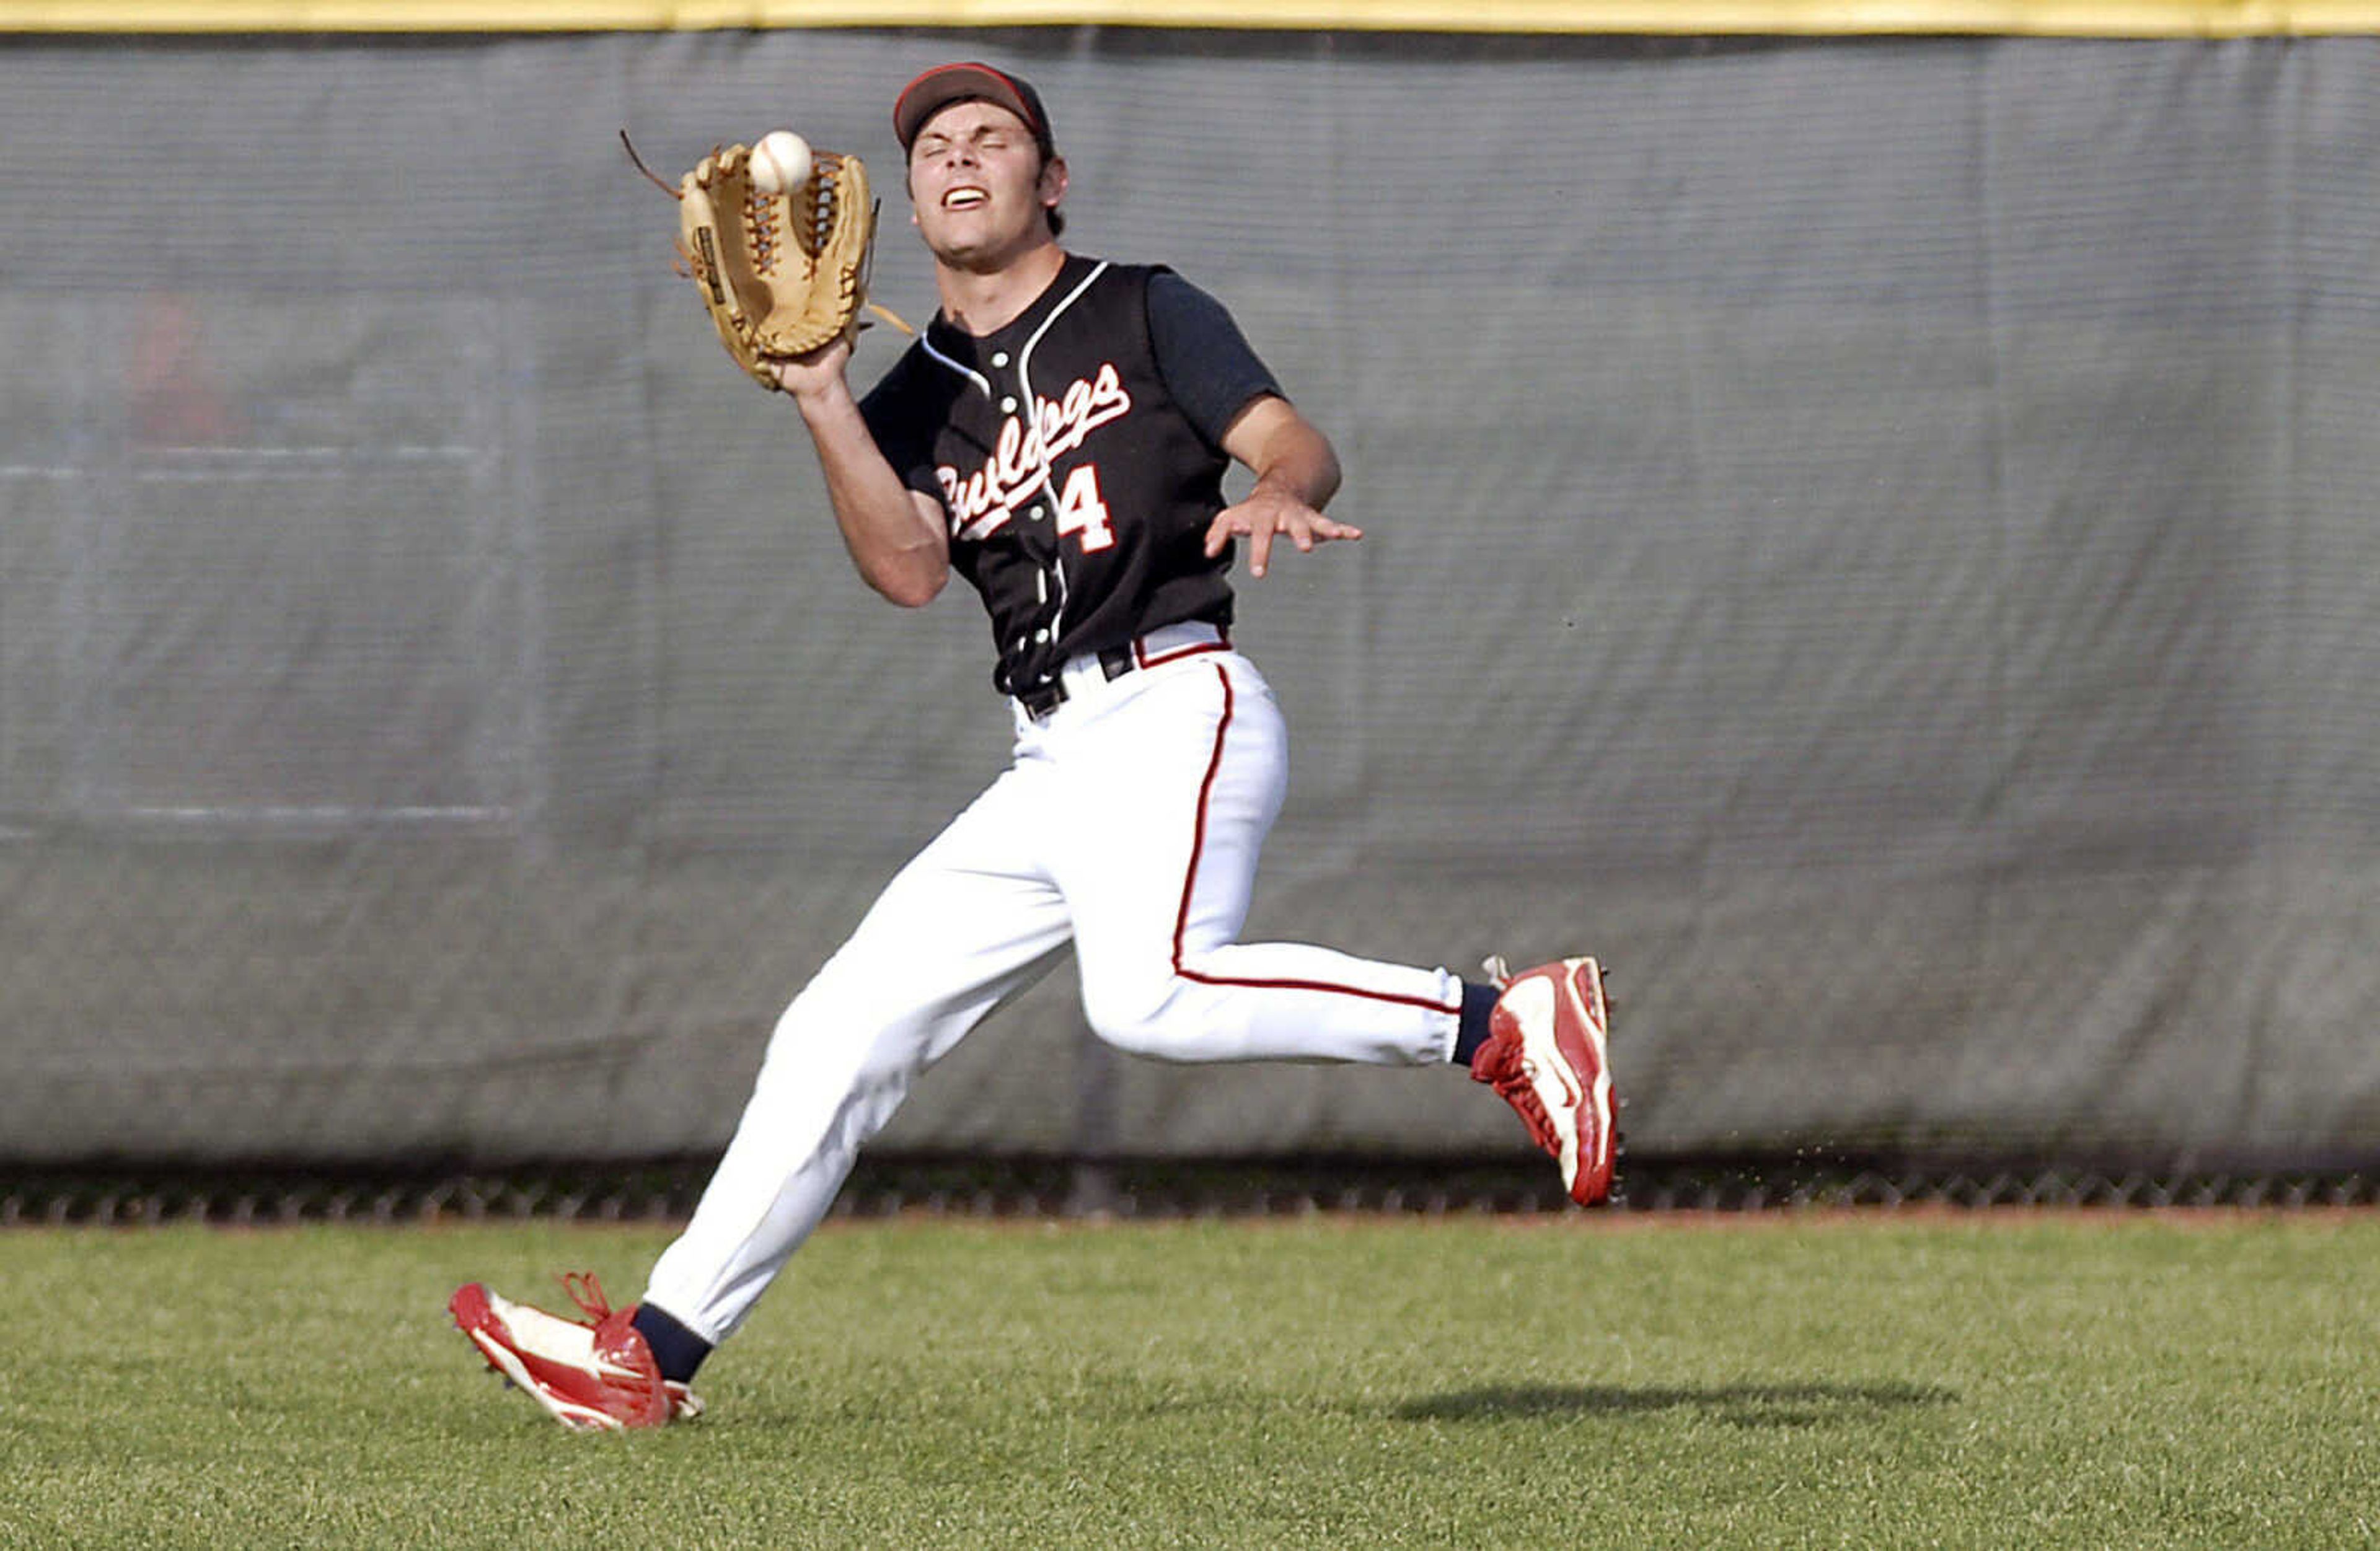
[1473,958,1555,1147]
[1470,1034,1558,1153]
[559,1271,617,1325]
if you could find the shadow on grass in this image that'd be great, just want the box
[1393,1381,1957,1429]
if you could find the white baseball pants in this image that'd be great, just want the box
[643,625,1465,1343]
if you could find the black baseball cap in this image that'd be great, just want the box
[894,63,1056,159]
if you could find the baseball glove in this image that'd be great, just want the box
[675,142,879,390]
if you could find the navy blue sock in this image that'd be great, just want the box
[631,1303,712,1384]
[1452,980,1499,1068]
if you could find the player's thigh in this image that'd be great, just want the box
[1058,658,1287,1001]
[796,765,1073,1058]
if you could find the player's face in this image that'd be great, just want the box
[907,101,1065,271]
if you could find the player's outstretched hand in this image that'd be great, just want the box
[1202,488,1364,579]
[769,331,856,403]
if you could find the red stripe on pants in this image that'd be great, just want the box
[1169,664,1458,1016]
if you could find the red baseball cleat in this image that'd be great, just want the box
[1471,956,1616,1206]
[447,1272,699,1431]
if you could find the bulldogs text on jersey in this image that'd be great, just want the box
[860,257,1245,698]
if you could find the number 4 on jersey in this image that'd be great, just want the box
[1053,465,1115,553]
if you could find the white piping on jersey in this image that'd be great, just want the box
[917,259,1113,652]
[915,335,992,397]
[1015,260,1110,638]
[1014,260,1111,499]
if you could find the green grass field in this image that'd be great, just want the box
[2,1211,2374,1549]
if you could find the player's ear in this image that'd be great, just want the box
[1039,154,1069,209]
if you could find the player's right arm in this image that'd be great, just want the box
[774,341,950,608]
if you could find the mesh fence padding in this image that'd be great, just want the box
[2,33,2378,1172]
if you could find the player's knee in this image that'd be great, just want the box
[1082,1005,1171,1059]
[1078,979,1190,1060]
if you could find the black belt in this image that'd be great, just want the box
[1015,644,1137,718]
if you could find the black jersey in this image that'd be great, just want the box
[860,256,1278,699]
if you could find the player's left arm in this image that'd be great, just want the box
[1203,395,1364,578]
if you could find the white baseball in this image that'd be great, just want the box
[749,130,813,196]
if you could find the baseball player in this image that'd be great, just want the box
[449,62,1615,1431]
